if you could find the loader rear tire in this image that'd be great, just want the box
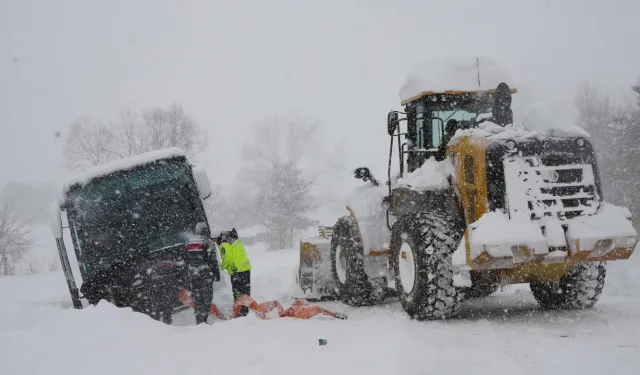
[530,261,606,310]
[330,215,380,306]
[390,211,464,320]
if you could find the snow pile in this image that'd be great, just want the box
[345,183,391,254]
[468,212,547,258]
[395,157,452,192]
[64,148,186,190]
[345,183,388,219]
[565,203,637,251]
[399,56,515,102]
[451,118,586,145]
[521,100,590,138]
[449,121,517,143]
[5,243,640,374]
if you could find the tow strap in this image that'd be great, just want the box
[177,288,347,321]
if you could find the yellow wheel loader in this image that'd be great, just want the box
[297,60,638,319]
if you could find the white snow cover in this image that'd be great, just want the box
[467,202,637,262]
[400,57,590,138]
[502,156,598,221]
[399,56,515,102]
[468,212,548,259]
[4,241,640,374]
[522,100,590,138]
[450,118,589,146]
[395,157,452,192]
[345,183,388,219]
[64,148,186,190]
[48,200,63,238]
[566,203,637,251]
[449,121,533,145]
[345,183,391,254]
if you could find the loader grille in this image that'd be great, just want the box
[504,156,599,221]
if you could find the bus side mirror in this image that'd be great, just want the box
[195,222,210,237]
[387,112,399,136]
[49,201,63,239]
[193,166,212,200]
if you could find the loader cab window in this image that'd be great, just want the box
[415,103,427,149]
[433,110,476,146]
[414,105,476,149]
[415,103,442,150]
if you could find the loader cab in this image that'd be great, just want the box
[393,85,517,174]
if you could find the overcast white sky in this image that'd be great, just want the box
[2,0,639,190]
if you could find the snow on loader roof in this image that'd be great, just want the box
[64,147,186,191]
[399,56,517,104]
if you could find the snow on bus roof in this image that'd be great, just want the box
[399,56,516,104]
[64,148,186,190]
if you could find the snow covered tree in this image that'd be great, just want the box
[64,104,207,169]
[234,114,336,248]
[239,113,342,187]
[256,162,317,250]
[0,201,34,276]
[575,82,640,227]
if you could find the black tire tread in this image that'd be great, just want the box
[530,262,606,310]
[330,215,379,306]
[391,211,464,320]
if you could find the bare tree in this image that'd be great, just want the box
[22,256,44,275]
[64,117,116,169]
[64,103,208,170]
[239,113,342,186]
[0,201,34,276]
[48,256,61,272]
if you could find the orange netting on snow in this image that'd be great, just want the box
[177,288,347,321]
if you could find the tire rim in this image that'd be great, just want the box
[399,242,416,293]
[335,244,347,284]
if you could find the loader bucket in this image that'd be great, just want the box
[296,226,336,300]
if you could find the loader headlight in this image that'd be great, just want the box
[506,140,517,151]
[576,138,585,147]
[616,236,638,249]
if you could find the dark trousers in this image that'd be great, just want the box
[231,270,251,316]
[188,258,214,325]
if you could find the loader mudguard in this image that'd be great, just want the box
[55,238,82,309]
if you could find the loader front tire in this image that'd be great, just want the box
[390,211,464,320]
[330,215,379,306]
[530,262,606,310]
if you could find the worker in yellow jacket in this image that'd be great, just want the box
[217,228,252,316]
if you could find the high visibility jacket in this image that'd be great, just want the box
[219,239,251,275]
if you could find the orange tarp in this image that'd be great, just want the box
[177,288,347,321]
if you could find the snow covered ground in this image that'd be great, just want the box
[2,242,640,375]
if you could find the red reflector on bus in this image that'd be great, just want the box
[187,242,204,251]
